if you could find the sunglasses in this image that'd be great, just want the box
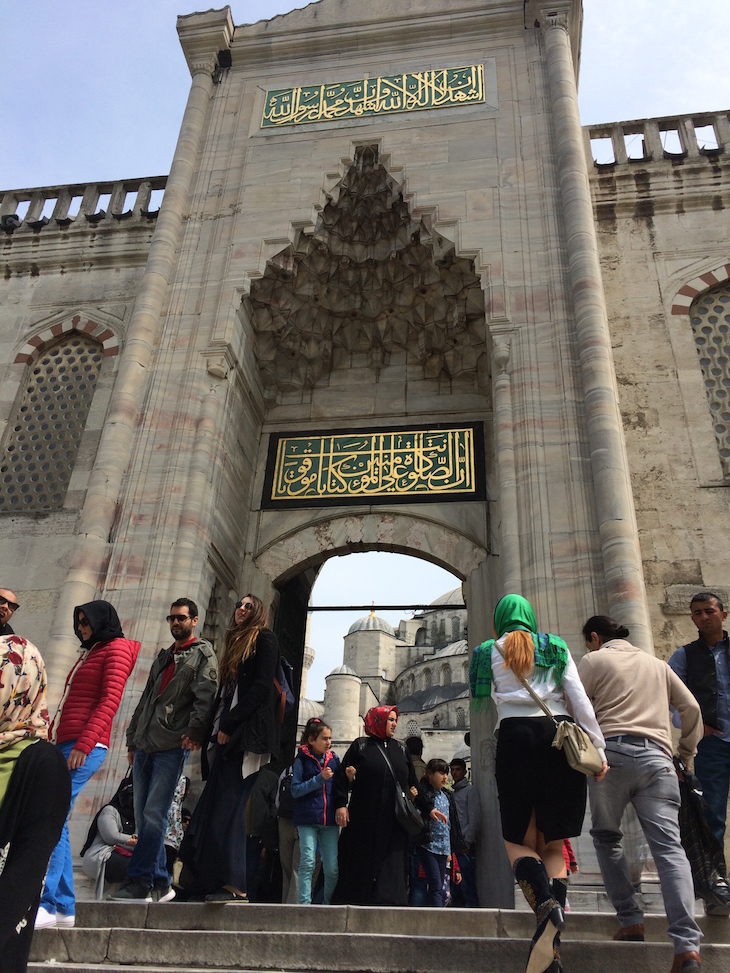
[0,596,19,612]
[235,601,255,612]
[166,614,191,623]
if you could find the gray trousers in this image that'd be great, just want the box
[278,817,299,904]
[588,739,701,955]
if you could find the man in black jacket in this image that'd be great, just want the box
[669,591,730,913]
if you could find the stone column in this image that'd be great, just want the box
[466,558,514,907]
[43,9,234,696]
[492,335,521,594]
[541,9,653,649]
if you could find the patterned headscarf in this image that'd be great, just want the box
[0,635,49,750]
[363,705,398,740]
[470,594,568,708]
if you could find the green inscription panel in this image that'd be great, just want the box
[261,65,485,128]
[264,425,485,508]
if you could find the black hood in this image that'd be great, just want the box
[74,600,124,649]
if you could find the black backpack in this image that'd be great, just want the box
[276,765,294,819]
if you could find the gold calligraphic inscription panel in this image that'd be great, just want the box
[261,65,485,128]
[263,425,485,509]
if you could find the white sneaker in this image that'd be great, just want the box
[34,906,56,929]
[56,913,75,927]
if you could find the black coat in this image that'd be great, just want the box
[202,628,281,776]
[331,736,433,906]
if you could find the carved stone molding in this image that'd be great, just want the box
[177,8,234,79]
[243,145,489,399]
[254,511,488,586]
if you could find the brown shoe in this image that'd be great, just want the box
[669,951,701,972]
[613,923,645,942]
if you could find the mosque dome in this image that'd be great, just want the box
[327,664,360,677]
[298,698,325,722]
[347,612,395,636]
[429,586,465,607]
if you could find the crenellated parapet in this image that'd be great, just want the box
[585,110,730,167]
[0,176,167,233]
[584,110,730,219]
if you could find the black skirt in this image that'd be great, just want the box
[495,716,587,844]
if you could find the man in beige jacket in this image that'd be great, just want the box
[579,615,703,973]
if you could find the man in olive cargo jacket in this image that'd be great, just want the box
[110,597,217,903]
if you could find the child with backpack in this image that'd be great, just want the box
[292,718,340,904]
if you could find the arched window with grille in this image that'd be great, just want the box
[690,282,730,476]
[423,667,432,689]
[0,335,104,512]
[456,706,466,728]
[441,663,452,686]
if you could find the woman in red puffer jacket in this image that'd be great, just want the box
[37,601,139,928]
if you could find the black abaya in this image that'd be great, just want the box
[332,737,430,906]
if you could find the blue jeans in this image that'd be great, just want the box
[589,739,701,955]
[128,748,188,888]
[297,825,338,904]
[40,741,106,916]
[417,847,448,907]
[694,733,730,846]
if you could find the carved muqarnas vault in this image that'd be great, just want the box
[245,146,489,399]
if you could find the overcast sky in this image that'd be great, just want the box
[2,1,728,695]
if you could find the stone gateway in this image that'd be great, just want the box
[1,1,729,904]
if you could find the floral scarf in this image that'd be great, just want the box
[469,594,568,709]
[0,635,49,750]
[363,705,398,740]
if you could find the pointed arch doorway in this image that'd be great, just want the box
[263,514,488,762]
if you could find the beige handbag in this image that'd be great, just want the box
[495,645,604,776]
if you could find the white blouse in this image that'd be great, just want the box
[491,634,606,757]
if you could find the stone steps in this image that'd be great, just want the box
[27,903,730,973]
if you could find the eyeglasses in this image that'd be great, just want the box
[235,601,255,612]
[166,614,191,623]
[77,616,90,627]
[0,596,19,612]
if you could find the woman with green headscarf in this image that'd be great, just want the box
[470,594,607,973]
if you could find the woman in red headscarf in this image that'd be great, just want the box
[331,705,444,905]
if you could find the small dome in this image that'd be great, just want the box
[432,638,468,658]
[298,698,325,723]
[347,612,395,636]
[327,664,360,678]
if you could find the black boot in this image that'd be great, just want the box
[550,879,568,971]
[513,858,565,973]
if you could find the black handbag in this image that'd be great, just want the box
[376,743,426,836]
[675,757,730,909]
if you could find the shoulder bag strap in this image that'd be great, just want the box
[374,741,405,791]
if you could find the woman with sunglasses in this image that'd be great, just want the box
[180,594,281,901]
[36,601,140,928]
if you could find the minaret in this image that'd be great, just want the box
[300,611,315,699]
